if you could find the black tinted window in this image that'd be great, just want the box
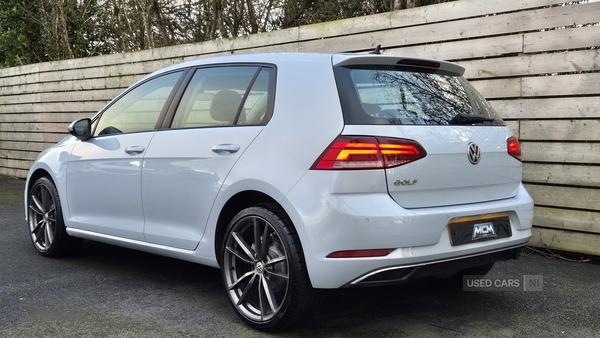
[335,66,504,126]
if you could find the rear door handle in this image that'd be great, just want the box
[212,144,240,155]
[125,146,145,154]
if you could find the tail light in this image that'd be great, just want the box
[311,136,427,170]
[507,136,522,162]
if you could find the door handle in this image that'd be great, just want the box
[125,145,145,154]
[212,144,240,155]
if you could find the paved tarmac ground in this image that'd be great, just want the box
[1,176,599,338]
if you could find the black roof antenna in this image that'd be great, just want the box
[369,45,382,55]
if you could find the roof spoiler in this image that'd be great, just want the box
[332,54,465,76]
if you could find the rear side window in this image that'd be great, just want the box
[334,66,504,126]
[171,65,275,129]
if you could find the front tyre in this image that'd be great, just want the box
[221,205,320,330]
[27,177,82,257]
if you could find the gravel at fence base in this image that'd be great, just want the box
[1,177,599,338]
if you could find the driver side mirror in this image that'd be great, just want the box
[68,118,92,141]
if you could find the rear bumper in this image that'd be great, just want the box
[298,228,531,289]
[283,170,534,289]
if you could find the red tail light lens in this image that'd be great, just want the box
[312,136,427,170]
[507,136,522,162]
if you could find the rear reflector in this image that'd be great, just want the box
[327,249,394,258]
[312,136,427,170]
[507,136,522,162]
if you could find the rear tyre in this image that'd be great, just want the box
[27,177,82,257]
[423,262,495,287]
[221,205,320,331]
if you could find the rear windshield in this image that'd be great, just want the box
[334,66,504,126]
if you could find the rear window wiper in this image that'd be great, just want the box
[450,113,496,125]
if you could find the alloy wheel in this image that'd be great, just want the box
[28,182,57,252]
[223,214,290,323]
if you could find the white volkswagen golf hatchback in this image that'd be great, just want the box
[25,52,534,330]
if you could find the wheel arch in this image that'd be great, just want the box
[24,168,55,221]
[27,168,54,191]
[213,190,283,263]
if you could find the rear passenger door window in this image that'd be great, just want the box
[171,66,274,129]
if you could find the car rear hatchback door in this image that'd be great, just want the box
[351,124,522,209]
[333,56,523,209]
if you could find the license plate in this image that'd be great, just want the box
[447,213,511,246]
